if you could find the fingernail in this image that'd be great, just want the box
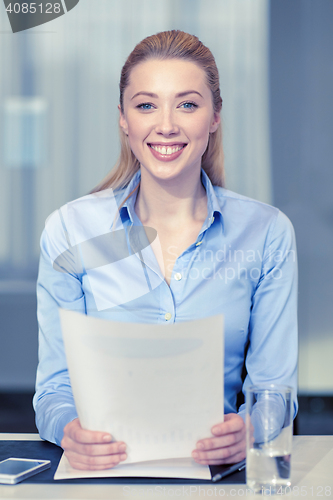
[212,426,220,434]
[103,434,112,442]
[120,453,127,460]
[192,451,198,459]
[197,442,204,450]
[119,444,126,452]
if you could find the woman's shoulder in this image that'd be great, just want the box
[213,185,295,234]
[213,185,276,210]
[43,187,126,244]
[214,185,285,215]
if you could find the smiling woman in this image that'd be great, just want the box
[33,30,298,472]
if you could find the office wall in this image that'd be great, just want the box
[270,0,333,393]
[0,0,332,394]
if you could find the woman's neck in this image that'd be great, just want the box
[134,167,207,228]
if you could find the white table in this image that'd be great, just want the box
[1,434,333,499]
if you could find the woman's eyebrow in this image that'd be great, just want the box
[131,90,203,100]
[176,90,203,98]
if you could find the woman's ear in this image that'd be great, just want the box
[118,105,128,135]
[209,112,221,134]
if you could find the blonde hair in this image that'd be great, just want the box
[92,30,224,199]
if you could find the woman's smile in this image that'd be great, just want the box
[148,143,187,161]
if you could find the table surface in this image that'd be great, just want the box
[0,434,333,499]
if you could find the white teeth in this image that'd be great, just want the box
[150,145,184,155]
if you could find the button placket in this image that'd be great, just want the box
[161,281,175,322]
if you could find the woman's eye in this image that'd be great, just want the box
[180,102,198,110]
[137,103,154,110]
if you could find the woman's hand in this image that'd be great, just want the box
[61,418,127,470]
[191,413,246,465]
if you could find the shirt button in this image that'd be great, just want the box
[164,312,172,321]
[174,272,182,281]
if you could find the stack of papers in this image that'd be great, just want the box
[57,310,224,480]
[55,456,211,481]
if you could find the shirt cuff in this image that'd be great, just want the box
[238,404,246,423]
[54,409,79,447]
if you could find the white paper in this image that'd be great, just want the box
[54,453,211,481]
[60,310,224,465]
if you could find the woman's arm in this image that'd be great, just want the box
[238,210,298,418]
[192,210,298,465]
[33,211,128,468]
[33,217,85,446]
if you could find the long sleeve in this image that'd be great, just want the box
[33,211,86,446]
[238,210,298,420]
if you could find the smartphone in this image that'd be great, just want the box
[0,458,51,484]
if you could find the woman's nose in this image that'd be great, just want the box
[154,110,179,136]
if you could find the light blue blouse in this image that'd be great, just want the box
[33,168,298,446]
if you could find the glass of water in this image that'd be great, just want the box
[246,385,293,494]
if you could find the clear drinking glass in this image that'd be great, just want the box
[246,385,293,494]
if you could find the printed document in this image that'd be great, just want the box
[58,310,224,475]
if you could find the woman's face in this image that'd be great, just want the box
[119,58,220,183]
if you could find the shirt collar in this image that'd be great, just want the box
[116,169,141,226]
[200,168,223,230]
[117,168,223,230]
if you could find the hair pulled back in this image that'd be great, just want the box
[93,30,224,194]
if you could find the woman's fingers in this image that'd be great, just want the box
[64,418,112,444]
[62,434,127,457]
[69,462,125,471]
[193,450,246,466]
[61,418,127,470]
[192,413,246,465]
[211,414,245,436]
[64,449,127,469]
[192,439,246,463]
[196,428,244,451]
